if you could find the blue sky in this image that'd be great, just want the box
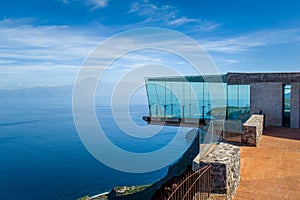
[1,0,300,89]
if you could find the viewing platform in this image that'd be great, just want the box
[142,116,207,127]
[233,126,300,200]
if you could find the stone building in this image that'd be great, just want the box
[144,72,300,129]
[227,72,300,128]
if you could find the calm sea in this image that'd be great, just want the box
[0,96,192,199]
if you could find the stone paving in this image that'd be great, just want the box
[233,126,300,200]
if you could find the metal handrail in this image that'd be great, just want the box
[166,165,211,200]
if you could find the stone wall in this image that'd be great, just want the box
[227,72,300,84]
[241,114,264,146]
[291,83,300,128]
[250,82,282,126]
[196,143,240,200]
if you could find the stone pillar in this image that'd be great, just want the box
[199,143,240,200]
[241,114,264,146]
[291,83,300,128]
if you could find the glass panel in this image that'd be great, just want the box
[165,81,173,117]
[226,84,250,122]
[203,82,211,117]
[227,85,238,120]
[227,85,238,107]
[239,85,249,107]
[197,82,205,118]
[145,80,158,116]
[155,82,166,117]
[171,81,183,118]
[190,82,202,118]
[146,79,250,122]
[183,82,190,118]
[207,83,227,120]
[283,85,291,127]
[238,85,250,122]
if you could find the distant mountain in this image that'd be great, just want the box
[0,78,147,102]
[0,85,73,98]
[0,77,114,99]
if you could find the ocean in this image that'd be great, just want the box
[0,95,192,199]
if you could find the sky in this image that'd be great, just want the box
[1,0,300,89]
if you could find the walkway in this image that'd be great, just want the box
[233,126,300,200]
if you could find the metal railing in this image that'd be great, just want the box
[166,165,211,200]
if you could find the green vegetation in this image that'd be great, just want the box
[114,185,150,196]
[78,195,90,200]
[78,194,108,200]
[91,195,108,200]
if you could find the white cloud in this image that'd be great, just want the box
[168,17,199,26]
[202,28,300,53]
[0,20,100,64]
[86,0,109,9]
[0,19,104,88]
[0,59,16,64]
[225,59,239,64]
[129,2,176,22]
[128,1,220,31]
[122,54,162,63]
[60,0,109,9]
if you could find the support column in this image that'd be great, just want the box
[291,83,300,128]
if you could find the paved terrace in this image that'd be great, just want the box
[233,126,300,200]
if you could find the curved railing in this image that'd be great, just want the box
[166,165,211,200]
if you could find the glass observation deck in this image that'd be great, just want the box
[143,75,250,127]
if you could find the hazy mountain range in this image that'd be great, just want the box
[0,78,147,106]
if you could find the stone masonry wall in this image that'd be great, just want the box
[199,143,240,200]
[250,82,282,126]
[227,72,300,84]
[242,114,264,146]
